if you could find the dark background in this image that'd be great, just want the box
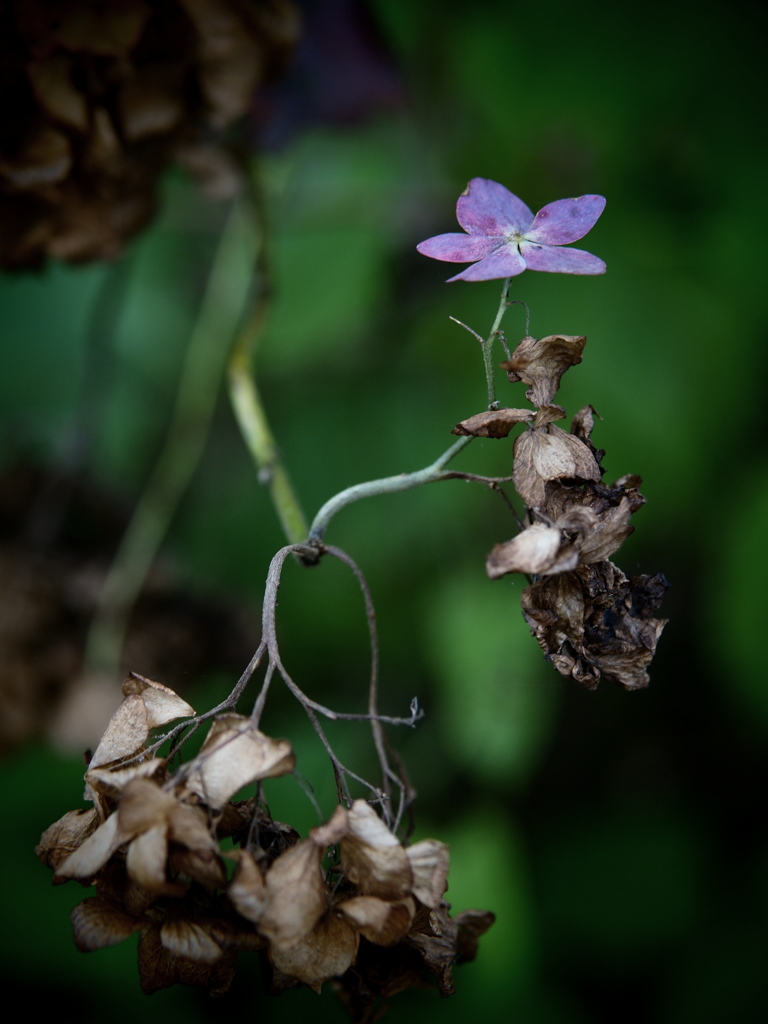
[2,0,767,1020]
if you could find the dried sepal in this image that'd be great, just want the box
[138,924,237,997]
[340,800,413,900]
[159,919,224,966]
[532,403,566,428]
[487,522,578,578]
[88,693,149,770]
[452,408,534,438]
[71,896,148,952]
[182,715,295,808]
[521,562,668,690]
[85,756,167,802]
[309,803,349,848]
[338,895,415,946]
[227,849,268,924]
[55,809,123,882]
[36,808,100,873]
[269,912,360,993]
[405,840,450,909]
[501,334,587,406]
[513,425,601,508]
[122,672,195,728]
[259,840,328,950]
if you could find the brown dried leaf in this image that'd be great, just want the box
[88,693,149,769]
[406,840,450,909]
[71,896,147,952]
[501,334,587,406]
[56,811,123,881]
[452,408,534,438]
[184,715,295,807]
[268,912,359,993]
[260,840,328,950]
[36,808,100,872]
[513,425,601,508]
[341,801,412,900]
[122,672,195,728]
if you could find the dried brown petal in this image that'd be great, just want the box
[138,923,236,996]
[88,693,149,770]
[406,840,450,909]
[36,808,100,872]
[56,811,123,881]
[310,803,349,848]
[117,779,177,836]
[338,895,415,946]
[502,334,587,406]
[268,912,359,993]
[125,824,172,894]
[532,403,566,428]
[452,408,534,438]
[85,757,167,801]
[260,840,328,950]
[71,896,147,952]
[183,715,295,807]
[341,801,413,900]
[514,425,601,508]
[455,909,496,963]
[122,672,195,728]
[486,522,578,578]
[404,904,458,997]
[28,56,88,131]
[227,849,268,924]
[168,804,226,890]
[160,919,223,965]
[521,562,668,690]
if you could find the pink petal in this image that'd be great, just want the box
[456,178,534,237]
[416,232,501,263]
[520,242,606,275]
[447,244,526,282]
[525,195,606,245]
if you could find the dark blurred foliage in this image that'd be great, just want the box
[3,0,768,1021]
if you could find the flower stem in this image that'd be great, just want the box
[308,435,473,543]
[226,170,308,545]
[481,277,512,407]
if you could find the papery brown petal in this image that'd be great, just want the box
[117,778,177,835]
[260,840,328,950]
[501,334,587,406]
[455,909,496,963]
[71,896,147,951]
[122,672,195,728]
[405,904,458,997]
[310,804,349,848]
[486,523,576,578]
[227,849,268,924]
[125,824,173,893]
[160,919,223,965]
[341,801,413,900]
[28,56,88,131]
[85,757,167,800]
[183,715,295,807]
[571,404,599,440]
[338,895,415,946]
[406,840,450,909]
[55,811,123,881]
[167,803,225,890]
[514,425,601,508]
[268,912,359,993]
[138,924,236,996]
[452,408,534,438]
[51,0,151,55]
[88,694,149,769]
[36,808,100,872]
[532,403,566,428]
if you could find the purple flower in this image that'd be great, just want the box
[417,178,606,282]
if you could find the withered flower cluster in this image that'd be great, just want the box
[454,333,667,690]
[0,0,299,268]
[37,673,492,1015]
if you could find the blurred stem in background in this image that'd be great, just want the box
[84,177,308,684]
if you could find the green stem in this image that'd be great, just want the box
[481,277,512,407]
[308,435,473,543]
[84,201,255,679]
[226,168,308,545]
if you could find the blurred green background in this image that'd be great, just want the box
[3,0,768,1020]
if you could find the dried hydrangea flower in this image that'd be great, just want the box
[417,177,606,281]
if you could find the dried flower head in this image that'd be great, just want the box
[417,178,606,282]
